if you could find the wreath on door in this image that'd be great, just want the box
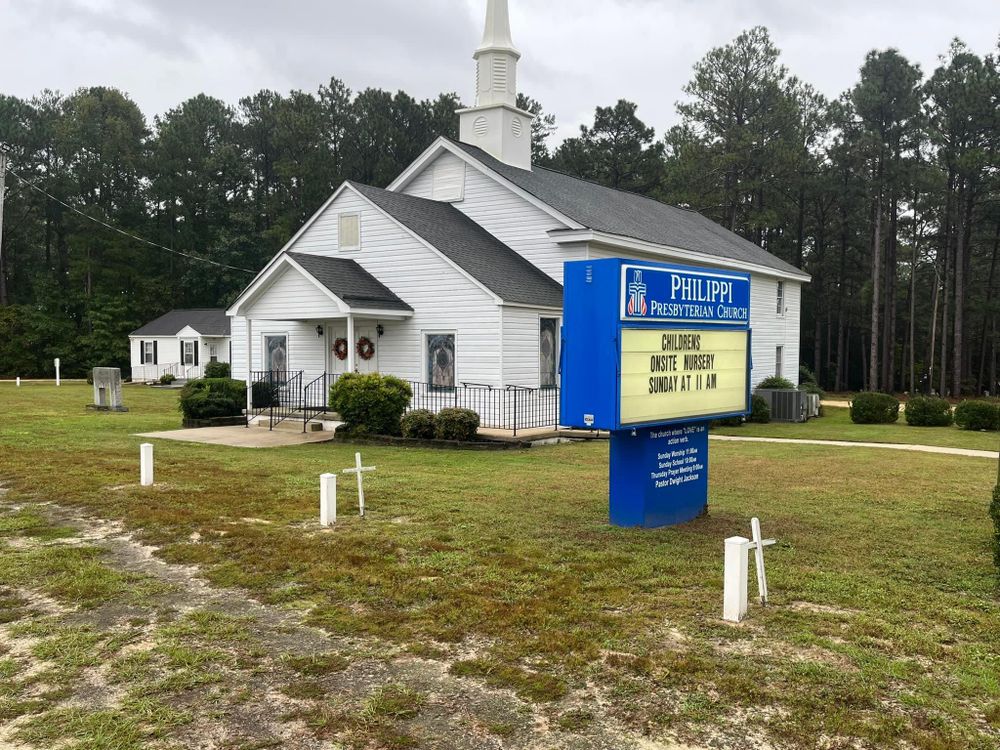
[333,338,349,361]
[356,336,376,361]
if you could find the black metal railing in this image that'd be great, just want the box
[247,371,561,436]
[249,370,303,430]
[303,373,332,432]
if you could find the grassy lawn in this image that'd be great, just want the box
[713,405,1000,452]
[0,382,999,748]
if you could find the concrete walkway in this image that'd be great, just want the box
[136,426,338,448]
[710,434,999,459]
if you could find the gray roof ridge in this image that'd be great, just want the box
[442,136,702,217]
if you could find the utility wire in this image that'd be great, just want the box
[4,165,255,274]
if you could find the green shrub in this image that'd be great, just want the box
[991,485,1000,572]
[711,415,744,427]
[905,396,953,427]
[204,361,231,379]
[798,381,825,399]
[434,408,481,441]
[757,375,796,390]
[799,365,817,385]
[159,373,177,385]
[748,394,771,424]
[251,380,278,409]
[850,392,900,424]
[178,378,246,420]
[329,373,412,436]
[400,409,437,439]
[954,400,1000,432]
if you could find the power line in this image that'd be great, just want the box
[3,164,255,274]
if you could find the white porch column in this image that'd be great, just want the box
[245,317,253,415]
[346,313,356,373]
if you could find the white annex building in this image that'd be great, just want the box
[228,0,808,430]
[130,309,231,383]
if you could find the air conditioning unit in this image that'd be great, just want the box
[755,388,807,423]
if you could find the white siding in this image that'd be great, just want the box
[400,152,585,282]
[246,265,340,320]
[500,307,563,388]
[231,318,327,381]
[232,186,502,385]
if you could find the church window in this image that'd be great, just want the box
[339,213,360,250]
[539,318,558,388]
[426,333,456,391]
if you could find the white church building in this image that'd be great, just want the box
[227,0,808,430]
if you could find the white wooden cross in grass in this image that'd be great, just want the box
[723,517,776,623]
[342,452,375,517]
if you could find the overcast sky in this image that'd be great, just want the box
[3,0,999,143]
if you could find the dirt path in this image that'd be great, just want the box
[709,434,998,459]
[0,487,700,750]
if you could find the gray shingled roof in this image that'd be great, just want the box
[286,252,413,312]
[448,139,807,279]
[131,309,231,337]
[350,182,564,308]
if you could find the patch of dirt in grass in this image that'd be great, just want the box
[0,493,706,750]
[787,600,860,617]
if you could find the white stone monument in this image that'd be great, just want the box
[89,367,128,412]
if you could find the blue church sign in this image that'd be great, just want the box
[560,258,752,527]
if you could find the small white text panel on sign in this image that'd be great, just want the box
[620,328,749,425]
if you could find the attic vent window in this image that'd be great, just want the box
[511,117,523,138]
[339,213,360,250]
[432,159,465,202]
[473,116,489,138]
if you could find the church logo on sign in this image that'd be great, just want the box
[627,270,648,317]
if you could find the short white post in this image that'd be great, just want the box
[140,443,154,486]
[723,536,750,623]
[15,377,20,387]
[54,358,61,386]
[320,473,337,527]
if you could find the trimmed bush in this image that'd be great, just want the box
[204,361,231,379]
[954,400,1000,432]
[178,378,246,420]
[850,392,900,424]
[905,396,953,427]
[712,415,744,427]
[329,372,412,436]
[159,373,177,385]
[748,394,771,424]
[435,408,480,441]
[991,485,1000,571]
[799,365,817,385]
[757,375,796,390]
[251,379,278,409]
[401,409,437,439]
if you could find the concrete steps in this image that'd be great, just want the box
[250,412,342,433]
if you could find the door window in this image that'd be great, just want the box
[183,341,195,366]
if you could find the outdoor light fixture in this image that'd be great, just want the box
[316,325,324,337]
[376,324,384,337]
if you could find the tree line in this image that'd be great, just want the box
[1,27,998,395]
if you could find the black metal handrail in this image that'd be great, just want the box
[247,371,561,436]
[249,370,303,431]
[303,373,333,432]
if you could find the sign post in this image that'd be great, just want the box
[561,259,752,527]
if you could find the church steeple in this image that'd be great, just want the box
[458,0,534,170]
